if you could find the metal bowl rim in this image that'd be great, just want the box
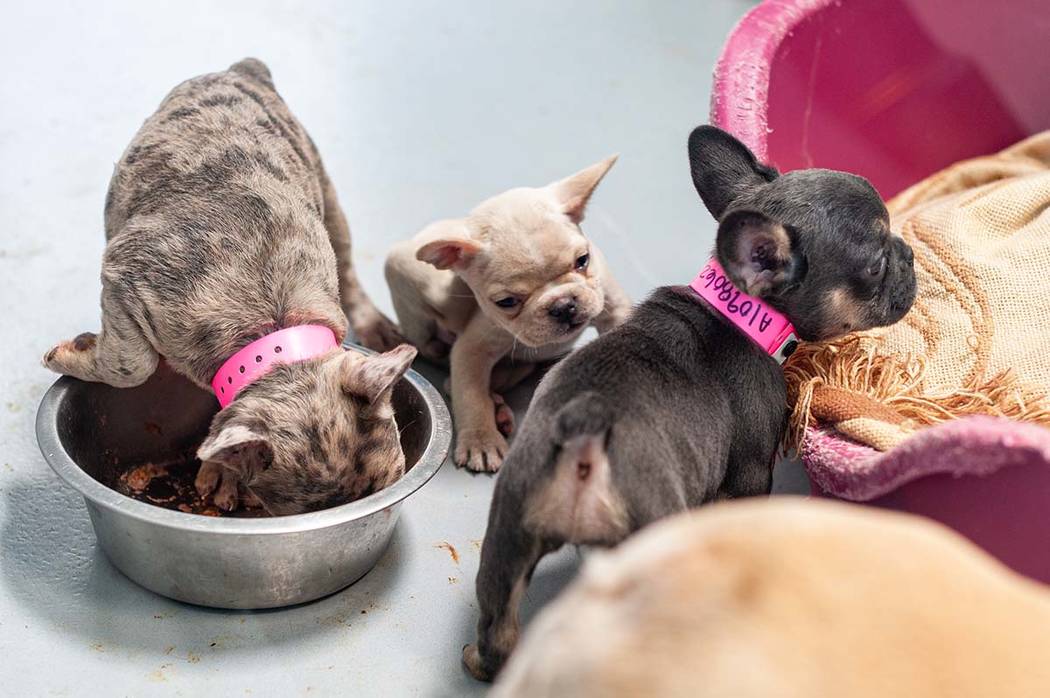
[35,360,451,535]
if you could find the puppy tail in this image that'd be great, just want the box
[545,392,627,543]
[553,391,613,445]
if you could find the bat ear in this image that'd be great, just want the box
[341,344,417,414]
[688,125,778,220]
[415,219,482,270]
[196,423,273,479]
[548,154,618,224]
[716,210,796,298]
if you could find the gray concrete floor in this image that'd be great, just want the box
[0,2,806,696]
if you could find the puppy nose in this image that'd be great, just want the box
[548,297,578,322]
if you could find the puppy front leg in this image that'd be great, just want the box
[451,316,513,472]
[194,461,243,511]
[719,456,774,499]
[43,290,158,388]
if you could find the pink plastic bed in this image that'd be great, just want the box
[712,0,1050,582]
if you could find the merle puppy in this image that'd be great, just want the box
[463,125,917,680]
[43,59,412,515]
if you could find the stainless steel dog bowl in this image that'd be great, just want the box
[35,348,451,609]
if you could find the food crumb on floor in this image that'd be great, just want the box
[148,664,172,682]
[435,541,460,564]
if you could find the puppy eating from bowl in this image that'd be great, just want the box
[43,58,416,516]
[462,125,918,680]
[384,157,632,472]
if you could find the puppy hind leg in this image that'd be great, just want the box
[490,361,535,393]
[383,244,453,363]
[464,492,551,681]
[491,392,515,437]
[319,171,404,351]
[487,363,536,438]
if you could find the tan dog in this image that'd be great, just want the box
[384,158,631,471]
[493,499,1050,697]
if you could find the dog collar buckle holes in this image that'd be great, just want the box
[211,325,339,408]
[689,258,798,365]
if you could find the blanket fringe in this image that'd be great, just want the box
[784,336,1050,451]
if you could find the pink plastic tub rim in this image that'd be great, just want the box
[710,0,820,163]
[712,0,1040,197]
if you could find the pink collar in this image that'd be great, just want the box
[689,258,798,364]
[211,325,339,408]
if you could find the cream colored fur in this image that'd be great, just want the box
[495,499,1050,697]
[385,157,631,471]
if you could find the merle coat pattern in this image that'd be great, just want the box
[44,59,413,515]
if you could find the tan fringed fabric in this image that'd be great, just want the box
[786,132,1050,452]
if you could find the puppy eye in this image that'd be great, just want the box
[494,297,519,309]
[575,253,590,271]
[868,257,886,277]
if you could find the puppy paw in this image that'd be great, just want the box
[492,393,515,437]
[462,644,495,682]
[42,333,96,372]
[351,311,407,353]
[213,469,241,512]
[194,460,223,498]
[42,343,69,371]
[454,427,509,473]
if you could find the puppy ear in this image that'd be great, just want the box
[549,154,618,224]
[688,125,778,219]
[716,210,796,298]
[197,423,273,478]
[342,344,417,412]
[415,219,482,270]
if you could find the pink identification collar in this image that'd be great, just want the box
[689,258,798,364]
[211,325,339,408]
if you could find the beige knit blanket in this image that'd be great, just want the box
[786,132,1050,451]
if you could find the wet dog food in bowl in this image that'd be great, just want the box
[36,347,451,609]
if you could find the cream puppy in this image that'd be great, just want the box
[385,157,631,472]
[493,499,1050,697]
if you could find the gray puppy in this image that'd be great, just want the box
[463,125,917,680]
[43,59,413,515]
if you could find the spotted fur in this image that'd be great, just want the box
[43,59,412,514]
